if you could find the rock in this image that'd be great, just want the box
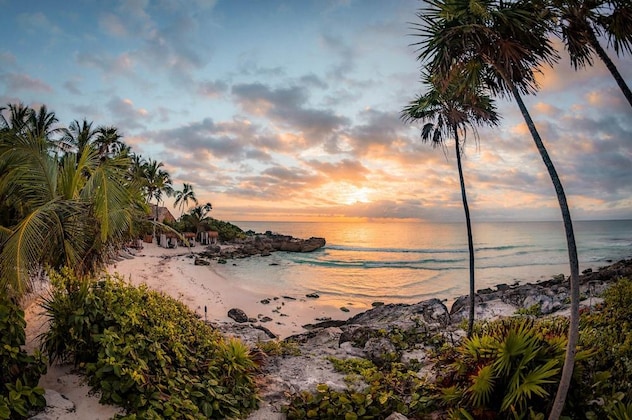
[386,413,409,420]
[340,306,350,312]
[259,316,273,323]
[228,308,249,323]
[194,258,210,266]
[305,293,320,299]
[364,337,398,366]
[282,295,296,300]
[260,298,271,304]
[372,301,385,307]
[29,389,75,420]
[339,326,378,347]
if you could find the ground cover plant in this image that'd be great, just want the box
[0,295,47,419]
[40,269,259,419]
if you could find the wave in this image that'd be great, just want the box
[325,243,534,254]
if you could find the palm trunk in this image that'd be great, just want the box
[588,29,632,109]
[454,128,476,338]
[509,84,580,420]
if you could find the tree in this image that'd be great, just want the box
[142,159,173,239]
[174,183,199,217]
[0,119,139,296]
[402,70,500,338]
[94,125,125,159]
[551,0,632,108]
[61,118,99,157]
[182,202,213,238]
[412,0,580,417]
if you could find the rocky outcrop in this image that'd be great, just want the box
[198,234,326,260]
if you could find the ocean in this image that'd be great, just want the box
[214,220,632,310]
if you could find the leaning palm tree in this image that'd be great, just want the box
[173,183,199,217]
[551,0,632,108]
[402,70,500,338]
[413,0,579,417]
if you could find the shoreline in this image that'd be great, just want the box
[106,242,366,339]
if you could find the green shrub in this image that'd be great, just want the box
[40,270,258,419]
[576,278,632,418]
[284,357,435,419]
[0,295,47,419]
[434,317,575,418]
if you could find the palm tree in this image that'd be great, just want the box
[94,126,124,159]
[28,104,62,142]
[183,203,213,239]
[61,118,99,157]
[142,159,173,239]
[0,102,31,135]
[402,71,500,338]
[413,0,579,417]
[173,183,199,217]
[551,0,632,108]
[0,124,139,296]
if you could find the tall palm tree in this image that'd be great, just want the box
[173,183,199,217]
[413,0,579,417]
[143,159,173,239]
[28,104,62,142]
[402,71,499,338]
[551,0,632,108]
[0,102,31,135]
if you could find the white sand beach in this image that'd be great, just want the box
[23,242,364,419]
[107,242,364,338]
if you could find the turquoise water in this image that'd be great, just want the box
[215,220,632,309]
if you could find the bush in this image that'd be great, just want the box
[575,277,632,418]
[40,270,258,419]
[284,357,435,419]
[434,317,576,419]
[0,295,47,419]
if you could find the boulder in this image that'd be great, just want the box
[228,308,249,323]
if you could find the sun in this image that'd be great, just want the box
[342,186,372,205]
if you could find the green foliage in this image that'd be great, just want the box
[208,219,246,241]
[435,317,572,418]
[0,295,47,419]
[284,357,435,419]
[40,270,259,418]
[515,304,543,316]
[575,278,632,418]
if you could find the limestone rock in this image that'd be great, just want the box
[228,308,249,323]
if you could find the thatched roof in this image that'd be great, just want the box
[149,205,176,223]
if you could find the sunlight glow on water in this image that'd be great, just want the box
[216,220,632,307]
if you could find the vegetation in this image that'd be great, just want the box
[0,295,47,419]
[282,278,632,419]
[40,270,259,419]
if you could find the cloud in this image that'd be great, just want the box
[0,73,53,93]
[106,97,150,130]
[197,80,228,98]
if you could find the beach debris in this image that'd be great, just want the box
[305,293,320,299]
[228,308,249,323]
[194,258,210,266]
[282,295,296,300]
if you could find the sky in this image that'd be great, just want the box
[1,0,631,223]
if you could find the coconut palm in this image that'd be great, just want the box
[28,104,62,142]
[0,102,31,135]
[551,0,632,108]
[402,70,500,338]
[174,183,199,217]
[183,202,213,238]
[413,0,579,417]
[94,125,125,159]
[142,159,173,239]
[61,118,99,157]
[0,126,138,296]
